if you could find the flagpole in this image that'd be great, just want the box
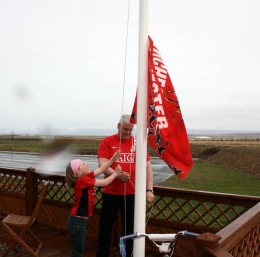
[133,0,148,256]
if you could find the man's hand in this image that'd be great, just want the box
[146,191,154,202]
[117,171,130,182]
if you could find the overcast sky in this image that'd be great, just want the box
[0,0,260,135]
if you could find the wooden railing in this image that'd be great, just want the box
[0,167,259,257]
[217,202,260,257]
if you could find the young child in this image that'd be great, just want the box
[66,150,121,257]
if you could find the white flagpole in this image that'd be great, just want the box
[133,0,148,256]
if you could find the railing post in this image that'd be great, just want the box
[197,233,233,257]
[26,167,38,215]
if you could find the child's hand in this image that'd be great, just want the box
[113,150,121,161]
[114,164,122,174]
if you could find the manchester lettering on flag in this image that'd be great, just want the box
[131,36,193,179]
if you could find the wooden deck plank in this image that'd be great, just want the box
[0,223,156,257]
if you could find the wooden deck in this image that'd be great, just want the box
[0,222,140,257]
[1,167,260,257]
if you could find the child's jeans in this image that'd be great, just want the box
[67,215,88,257]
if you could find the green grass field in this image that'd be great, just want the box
[159,160,260,196]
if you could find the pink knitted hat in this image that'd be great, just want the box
[70,159,81,176]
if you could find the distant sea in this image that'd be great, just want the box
[0,128,260,138]
[0,128,116,136]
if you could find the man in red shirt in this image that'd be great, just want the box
[96,114,154,257]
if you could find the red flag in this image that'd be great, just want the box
[131,36,193,180]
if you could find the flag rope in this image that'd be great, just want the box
[118,0,134,245]
[119,0,131,123]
